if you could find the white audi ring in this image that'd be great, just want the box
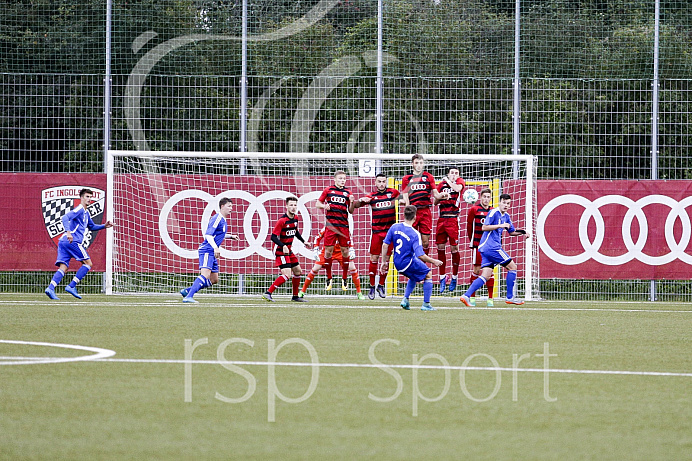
[537,194,692,265]
[159,189,324,260]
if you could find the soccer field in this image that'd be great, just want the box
[1,294,690,460]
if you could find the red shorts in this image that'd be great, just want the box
[324,226,351,248]
[317,247,345,265]
[275,253,299,269]
[412,207,432,235]
[470,248,482,266]
[369,231,393,256]
[435,217,459,246]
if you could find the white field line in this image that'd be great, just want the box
[88,357,692,378]
[0,340,116,366]
[2,299,691,314]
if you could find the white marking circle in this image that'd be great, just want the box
[0,340,116,366]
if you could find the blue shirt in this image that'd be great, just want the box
[60,204,105,245]
[478,207,515,253]
[383,222,424,272]
[199,213,228,252]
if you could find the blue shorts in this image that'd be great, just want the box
[199,250,219,273]
[399,257,431,283]
[480,247,512,269]
[55,240,90,267]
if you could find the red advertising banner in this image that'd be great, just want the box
[537,180,692,279]
[0,174,108,271]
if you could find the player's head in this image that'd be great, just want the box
[499,193,511,212]
[285,196,298,217]
[218,197,234,216]
[78,188,94,206]
[375,173,387,191]
[480,188,492,207]
[403,205,417,223]
[334,170,347,188]
[411,154,424,174]
[447,167,459,181]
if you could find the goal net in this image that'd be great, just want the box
[106,152,538,300]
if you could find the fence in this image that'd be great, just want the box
[2,0,692,299]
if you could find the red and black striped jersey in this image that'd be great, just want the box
[401,171,435,208]
[364,188,400,233]
[467,204,491,248]
[436,177,466,218]
[318,185,352,228]
[272,214,300,256]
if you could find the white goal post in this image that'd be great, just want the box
[106,151,538,300]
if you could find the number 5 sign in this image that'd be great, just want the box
[358,159,382,177]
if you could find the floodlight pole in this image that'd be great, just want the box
[512,0,521,181]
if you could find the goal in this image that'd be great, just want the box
[106,152,539,300]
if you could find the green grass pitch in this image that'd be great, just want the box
[1,294,690,460]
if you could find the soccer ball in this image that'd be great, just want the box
[462,188,478,204]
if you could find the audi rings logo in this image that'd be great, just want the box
[537,194,692,265]
[160,189,322,260]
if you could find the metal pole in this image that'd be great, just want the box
[375,0,383,154]
[650,0,660,302]
[512,0,521,180]
[104,0,112,171]
[240,0,248,154]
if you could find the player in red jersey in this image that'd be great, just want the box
[354,173,401,299]
[316,170,364,298]
[433,167,466,293]
[263,196,312,302]
[466,188,494,306]
[401,154,446,255]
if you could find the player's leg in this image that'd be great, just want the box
[265,264,292,301]
[421,271,435,311]
[461,260,494,307]
[64,244,94,299]
[378,240,392,298]
[368,253,379,300]
[435,219,448,293]
[346,259,365,299]
[468,249,482,306]
[447,219,460,292]
[291,263,306,302]
[485,271,495,306]
[300,260,323,297]
[503,259,523,305]
[184,252,215,302]
[418,208,433,255]
[46,256,69,300]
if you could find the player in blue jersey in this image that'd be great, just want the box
[380,205,442,311]
[44,188,113,300]
[180,197,239,303]
[460,193,530,306]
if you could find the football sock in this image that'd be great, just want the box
[68,265,91,288]
[49,268,66,288]
[325,259,333,279]
[506,270,517,299]
[350,268,361,293]
[302,269,317,292]
[451,251,460,276]
[464,275,487,298]
[268,274,289,294]
[368,261,378,286]
[438,248,447,276]
[404,278,417,299]
[470,273,478,285]
[486,276,495,298]
[187,275,209,297]
[292,275,301,297]
[423,279,433,303]
[379,266,389,284]
[342,264,349,280]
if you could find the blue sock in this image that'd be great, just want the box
[423,279,433,303]
[506,270,517,299]
[404,278,417,299]
[187,275,209,298]
[464,276,487,298]
[49,269,65,288]
[68,265,91,288]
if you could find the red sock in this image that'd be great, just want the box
[437,248,447,277]
[325,259,333,279]
[342,263,349,280]
[292,275,301,297]
[470,273,478,285]
[368,261,378,286]
[379,266,389,286]
[302,270,316,292]
[486,277,495,298]
[451,251,460,276]
[268,274,289,293]
[351,269,362,293]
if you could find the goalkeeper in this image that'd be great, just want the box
[298,226,364,300]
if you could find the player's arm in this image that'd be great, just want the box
[432,182,448,205]
[466,207,476,246]
[447,177,465,193]
[354,193,372,208]
[61,210,77,243]
[348,194,356,213]
[506,216,529,238]
[316,189,330,210]
[271,219,289,254]
[294,229,312,249]
[400,176,410,206]
[86,212,112,231]
[379,229,394,272]
[419,253,443,267]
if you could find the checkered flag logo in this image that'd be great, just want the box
[41,186,106,247]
